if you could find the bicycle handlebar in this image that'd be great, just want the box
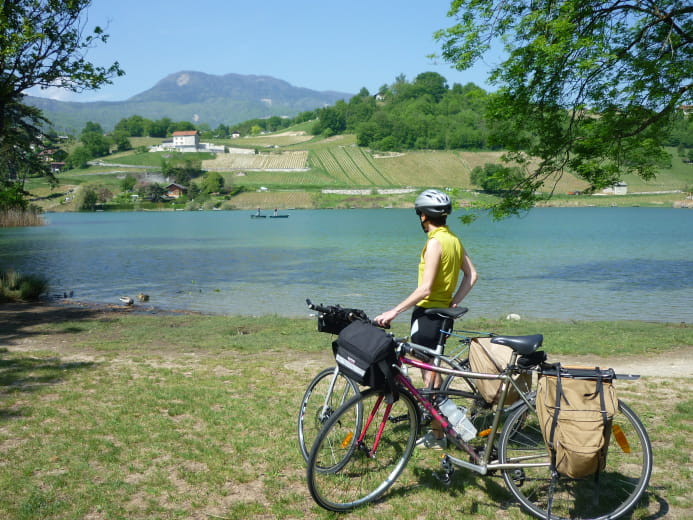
[306,298,389,329]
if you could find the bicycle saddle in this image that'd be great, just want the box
[423,307,469,320]
[491,334,544,355]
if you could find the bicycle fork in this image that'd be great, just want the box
[354,394,391,458]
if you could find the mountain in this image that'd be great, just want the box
[25,71,353,132]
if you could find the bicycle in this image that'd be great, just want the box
[297,300,472,463]
[306,328,652,519]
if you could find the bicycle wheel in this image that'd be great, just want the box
[306,388,420,512]
[297,367,360,463]
[499,400,652,520]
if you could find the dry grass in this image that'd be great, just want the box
[0,209,45,227]
[223,190,315,210]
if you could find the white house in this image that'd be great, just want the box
[613,182,628,195]
[149,130,225,153]
[171,130,199,151]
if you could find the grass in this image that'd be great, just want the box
[0,306,691,519]
[0,269,48,302]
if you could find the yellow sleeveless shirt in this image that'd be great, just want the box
[416,226,463,308]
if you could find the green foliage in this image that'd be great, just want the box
[0,182,28,211]
[0,269,48,301]
[315,74,491,151]
[120,174,137,193]
[65,146,92,169]
[201,171,225,194]
[435,0,692,218]
[0,0,122,209]
[161,154,204,185]
[470,163,525,194]
[139,183,166,202]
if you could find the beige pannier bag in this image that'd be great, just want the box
[468,337,532,405]
[536,365,618,479]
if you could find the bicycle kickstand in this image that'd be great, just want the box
[433,454,455,486]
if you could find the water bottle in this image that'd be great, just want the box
[438,398,477,441]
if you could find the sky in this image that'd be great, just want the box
[27,0,501,103]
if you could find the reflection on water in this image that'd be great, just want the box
[1,208,691,322]
[535,259,693,291]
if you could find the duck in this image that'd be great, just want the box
[137,293,149,302]
[119,296,134,306]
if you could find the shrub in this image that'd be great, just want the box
[0,269,48,302]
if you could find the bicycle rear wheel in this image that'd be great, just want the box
[297,367,360,463]
[499,400,652,520]
[306,388,419,512]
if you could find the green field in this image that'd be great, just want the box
[28,128,693,212]
[0,305,691,519]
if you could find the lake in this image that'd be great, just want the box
[1,208,691,323]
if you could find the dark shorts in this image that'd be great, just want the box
[410,306,447,361]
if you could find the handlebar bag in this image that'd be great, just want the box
[317,306,368,335]
[334,320,399,403]
[536,364,618,479]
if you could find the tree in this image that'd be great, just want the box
[1,0,123,206]
[65,145,91,169]
[0,100,51,193]
[201,171,224,194]
[470,163,525,194]
[111,130,132,152]
[120,174,137,193]
[435,0,692,218]
[79,122,110,158]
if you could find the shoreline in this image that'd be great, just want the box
[1,301,690,379]
[11,297,690,325]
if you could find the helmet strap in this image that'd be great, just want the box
[419,213,428,233]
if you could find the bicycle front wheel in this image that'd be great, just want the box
[499,400,652,520]
[297,367,361,463]
[306,388,419,512]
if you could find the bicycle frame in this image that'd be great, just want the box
[363,346,550,475]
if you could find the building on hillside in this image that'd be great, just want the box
[149,130,225,153]
[50,162,66,173]
[613,182,628,195]
[603,182,628,195]
[164,183,188,199]
[172,130,200,151]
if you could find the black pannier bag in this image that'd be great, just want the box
[333,320,399,402]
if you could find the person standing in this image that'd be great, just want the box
[374,189,478,449]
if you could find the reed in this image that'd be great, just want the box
[0,209,44,227]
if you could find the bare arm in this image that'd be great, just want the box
[451,252,477,307]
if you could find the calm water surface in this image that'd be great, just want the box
[1,208,691,322]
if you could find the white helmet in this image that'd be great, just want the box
[414,189,452,217]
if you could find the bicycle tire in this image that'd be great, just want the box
[306,388,420,512]
[499,400,652,520]
[297,367,361,464]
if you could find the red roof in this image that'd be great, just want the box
[172,130,198,136]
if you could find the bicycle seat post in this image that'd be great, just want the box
[432,316,454,368]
